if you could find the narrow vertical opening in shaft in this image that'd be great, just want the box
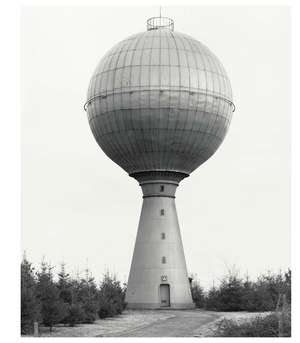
[160,284,170,307]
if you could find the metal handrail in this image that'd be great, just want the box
[146,17,174,31]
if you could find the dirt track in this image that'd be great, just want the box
[38,309,268,337]
[107,309,220,337]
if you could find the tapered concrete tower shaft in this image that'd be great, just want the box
[126,173,194,309]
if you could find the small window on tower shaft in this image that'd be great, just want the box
[162,256,166,264]
[161,233,166,240]
[160,209,165,216]
[160,185,164,192]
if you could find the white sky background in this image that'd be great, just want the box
[21,5,290,289]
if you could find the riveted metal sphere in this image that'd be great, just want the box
[85,18,234,176]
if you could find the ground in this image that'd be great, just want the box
[37,309,270,337]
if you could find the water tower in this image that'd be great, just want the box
[85,16,234,309]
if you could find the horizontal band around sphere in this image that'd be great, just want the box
[84,88,235,112]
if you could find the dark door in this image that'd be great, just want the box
[160,284,170,307]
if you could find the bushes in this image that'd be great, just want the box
[36,261,68,332]
[190,278,205,308]
[82,302,98,323]
[191,269,291,312]
[64,303,85,326]
[98,272,127,319]
[73,273,99,323]
[214,314,279,337]
[21,257,127,334]
[213,308,291,337]
[21,258,41,334]
[214,274,245,311]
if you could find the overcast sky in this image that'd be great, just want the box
[21,5,290,289]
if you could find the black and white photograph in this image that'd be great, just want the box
[1,0,298,340]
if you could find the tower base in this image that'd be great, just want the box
[125,171,194,310]
[126,302,195,310]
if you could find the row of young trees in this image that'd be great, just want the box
[22,256,291,335]
[191,269,291,312]
[21,257,126,335]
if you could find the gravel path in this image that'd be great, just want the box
[38,310,176,337]
[110,310,220,337]
[38,309,268,337]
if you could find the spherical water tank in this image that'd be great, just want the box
[85,17,234,177]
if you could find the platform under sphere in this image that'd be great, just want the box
[86,27,233,176]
